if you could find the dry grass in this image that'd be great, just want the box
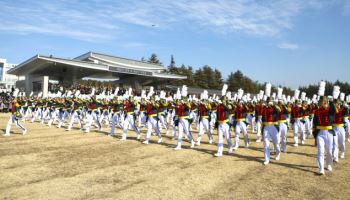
[1,113,350,200]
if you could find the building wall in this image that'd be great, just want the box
[0,58,21,89]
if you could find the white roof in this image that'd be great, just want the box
[8,52,186,80]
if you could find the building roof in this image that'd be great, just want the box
[8,52,186,80]
[74,52,164,70]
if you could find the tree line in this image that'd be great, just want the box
[146,53,350,97]
[147,54,293,95]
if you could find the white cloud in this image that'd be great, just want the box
[121,42,147,48]
[343,0,350,15]
[0,0,348,41]
[277,42,299,50]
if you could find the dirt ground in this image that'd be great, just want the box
[1,113,350,200]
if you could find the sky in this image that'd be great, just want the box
[0,0,349,89]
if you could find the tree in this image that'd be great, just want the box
[227,70,243,91]
[148,53,162,65]
[299,80,350,98]
[167,55,176,73]
[194,68,208,88]
[226,70,262,93]
[213,69,224,89]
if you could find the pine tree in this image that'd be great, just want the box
[194,68,209,89]
[148,53,162,65]
[213,68,224,89]
[167,55,177,73]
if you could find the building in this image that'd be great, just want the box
[0,58,20,90]
[8,52,186,97]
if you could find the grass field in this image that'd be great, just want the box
[1,113,350,200]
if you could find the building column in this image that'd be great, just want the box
[134,80,141,92]
[72,69,77,85]
[25,74,33,96]
[42,76,49,98]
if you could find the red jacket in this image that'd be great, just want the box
[234,105,246,120]
[333,107,344,124]
[217,104,229,121]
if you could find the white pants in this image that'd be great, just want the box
[158,114,168,130]
[217,123,232,155]
[279,122,288,152]
[57,110,71,128]
[263,125,280,162]
[303,117,312,137]
[24,107,33,121]
[138,112,147,128]
[99,110,110,126]
[256,117,262,140]
[48,109,59,126]
[122,114,140,138]
[333,126,346,160]
[31,107,42,122]
[293,120,305,144]
[193,112,199,130]
[210,112,217,132]
[317,130,333,173]
[344,118,350,138]
[20,108,26,120]
[234,121,249,148]
[109,113,121,136]
[172,116,179,139]
[67,110,82,130]
[145,117,161,142]
[41,108,50,123]
[177,118,193,147]
[167,110,175,125]
[246,114,255,132]
[6,114,26,135]
[85,111,101,132]
[197,118,212,143]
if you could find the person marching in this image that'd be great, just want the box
[313,81,335,175]
[210,99,218,134]
[172,99,180,140]
[24,96,35,122]
[276,88,289,153]
[57,97,73,129]
[99,98,110,128]
[261,83,281,165]
[196,90,213,146]
[332,87,348,162]
[108,96,122,137]
[138,93,148,130]
[174,86,195,150]
[344,98,350,141]
[214,88,234,157]
[84,97,102,133]
[66,97,83,131]
[255,96,264,142]
[4,90,27,136]
[277,99,289,153]
[233,89,249,150]
[301,95,312,138]
[291,90,305,146]
[143,96,162,144]
[121,96,140,140]
[246,101,255,133]
[157,92,169,134]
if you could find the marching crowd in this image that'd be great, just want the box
[3,82,350,175]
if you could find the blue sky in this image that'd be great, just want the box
[0,0,349,89]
